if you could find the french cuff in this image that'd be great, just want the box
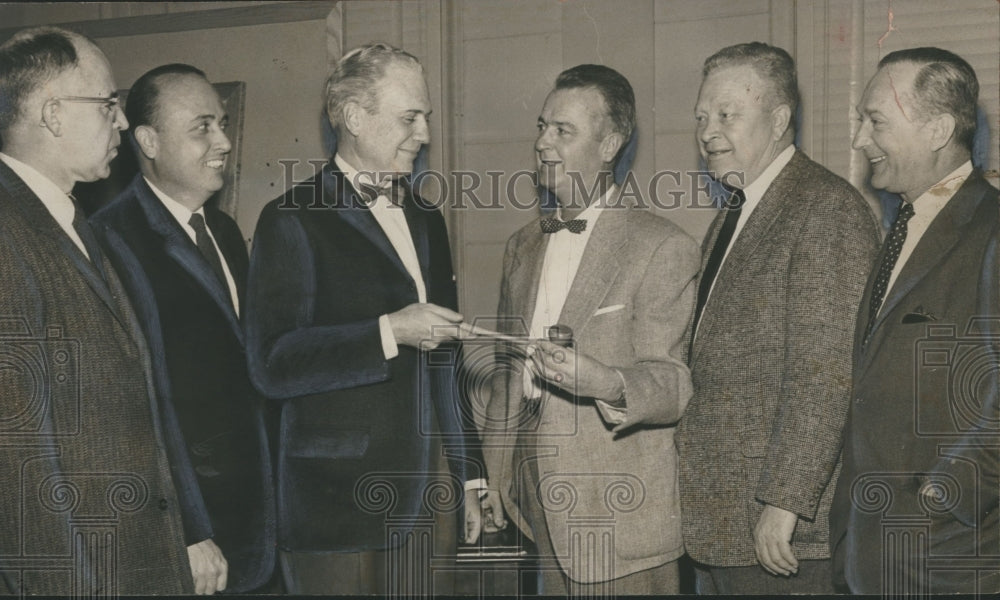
[594,369,628,425]
[464,479,489,496]
[378,314,400,359]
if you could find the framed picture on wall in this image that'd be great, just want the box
[74,80,246,219]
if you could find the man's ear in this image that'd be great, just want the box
[599,131,624,165]
[770,103,792,141]
[133,125,158,160]
[341,101,364,137]
[39,99,63,136]
[926,112,956,152]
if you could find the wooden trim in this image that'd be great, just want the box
[0,2,334,42]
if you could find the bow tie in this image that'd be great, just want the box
[356,179,409,207]
[540,217,587,234]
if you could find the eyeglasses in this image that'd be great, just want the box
[50,94,121,113]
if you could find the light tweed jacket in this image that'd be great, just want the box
[676,150,880,566]
[484,201,699,583]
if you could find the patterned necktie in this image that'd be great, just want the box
[692,187,746,332]
[863,201,915,345]
[188,213,228,288]
[69,196,107,281]
[540,217,587,234]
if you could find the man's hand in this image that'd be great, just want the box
[187,539,227,595]
[753,504,799,577]
[387,303,463,349]
[464,489,507,543]
[527,340,624,400]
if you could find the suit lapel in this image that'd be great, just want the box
[558,207,624,335]
[206,208,248,302]
[403,189,432,288]
[506,222,548,330]
[325,165,414,286]
[693,152,805,363]
[859,173,992,367]
[130,177,244,343]
[0,161,127,326]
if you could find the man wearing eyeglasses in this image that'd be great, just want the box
[0,27,194,595]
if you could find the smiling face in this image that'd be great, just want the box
[853,62,941,201]
[349,61,430,179]
[137,73,231,210]
[535,86,616,206]
[694,64,789,188]
[50,41,128,189]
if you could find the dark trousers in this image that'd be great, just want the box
[694,559,834,595]
[279,437,458,595]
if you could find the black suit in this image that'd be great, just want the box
[245,162,481,556]
[90,175,275,593]
[830,170,1000,594]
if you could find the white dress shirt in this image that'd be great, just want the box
[145,178,240,316]
[695,144,795,340]
[880,160,973,312]
[335,154,426,360]
[0,152,90,258]
[524,186,626,423]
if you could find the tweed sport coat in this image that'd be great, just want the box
[676,150,880,566]
[0,162,193,595]
[90,175,276,593]
[830,171,1000,594]
[245,163,482,552]
[484,202,700,583]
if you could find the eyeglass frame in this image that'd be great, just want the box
[48,93,122,115]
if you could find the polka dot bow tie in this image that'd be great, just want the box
[540,217,587,234]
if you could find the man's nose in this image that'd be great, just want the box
[852,119,871,151]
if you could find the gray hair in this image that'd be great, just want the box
[703,42,799,133]
[879,47,979,151]
[0,26,91,133]
[324,42,421,130]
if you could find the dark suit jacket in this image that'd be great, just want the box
[677,150,881,566]
[90,175,275,593]
[830,170,1000,594]
[0,162,194,595]
[245,162,481,552]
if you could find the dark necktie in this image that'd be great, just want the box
[692,187,746,332]
[863,201,915,345]
[540,217,587,234]
[70,197,107,281]
[188,212,228,288]
[356,179,409,207]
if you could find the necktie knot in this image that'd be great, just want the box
[722,186,747,210]
[540,217,587,234]
[188,212,208,232]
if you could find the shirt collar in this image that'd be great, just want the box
[740,144,795,205]
[144,176,206,225]
[555,184,618,223]
[911,160,973,210]
[335,153,395,190]
[0,152,74,208]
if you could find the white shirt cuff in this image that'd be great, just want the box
[378,314,399,359]
[595,369,627,425]
[464,478,489,493]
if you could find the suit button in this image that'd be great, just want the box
[158,498,169,510]
[855,397,863,403]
